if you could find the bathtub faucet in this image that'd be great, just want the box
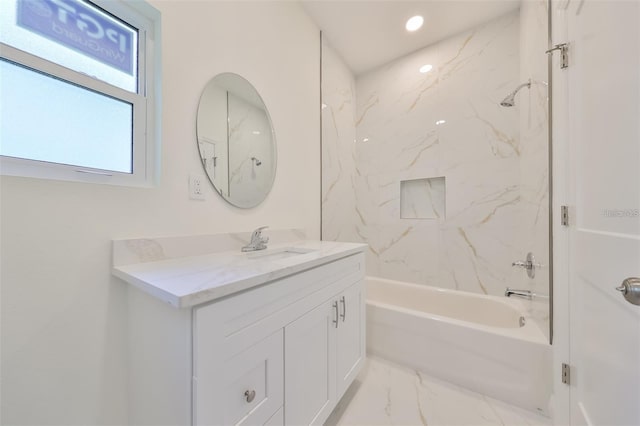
[512,252,539,279]
[505,288,533,300]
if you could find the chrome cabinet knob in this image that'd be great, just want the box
[615,277,640,306]
[244,389,256,403]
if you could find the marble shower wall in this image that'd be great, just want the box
[322,8,550,338]
[321,39,359,242]
[325,11,522,296]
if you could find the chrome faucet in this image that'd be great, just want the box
[505,288,533,300]
[241,226,269,252]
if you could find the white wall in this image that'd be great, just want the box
[0,1,320,424]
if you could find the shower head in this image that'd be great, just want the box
[251,157,262,166]
[500,95,516,108]
[500,80,531,107]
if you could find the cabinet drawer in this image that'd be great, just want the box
[195,329,283,426]
[196,253,365,344]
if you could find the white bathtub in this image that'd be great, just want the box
[366,277,552,414]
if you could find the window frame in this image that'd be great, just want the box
[0,0,161,187]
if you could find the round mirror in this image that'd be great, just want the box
[197,73,277,208]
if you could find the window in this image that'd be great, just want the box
[0,0,161,186]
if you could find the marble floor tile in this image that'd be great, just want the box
[326,357,551,426]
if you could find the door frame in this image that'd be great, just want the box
[550,0,571,424]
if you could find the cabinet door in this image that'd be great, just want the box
[335,280,365,399]
[284,300,336,426]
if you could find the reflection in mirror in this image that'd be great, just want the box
[197,73,276,208]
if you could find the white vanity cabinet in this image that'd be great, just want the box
[123,246,365,426]
[284,280,364,425]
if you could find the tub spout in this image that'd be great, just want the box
[505,288,533,300]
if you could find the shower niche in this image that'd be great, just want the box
[400,177,445,220]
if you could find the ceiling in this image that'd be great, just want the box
[300,0,521,75]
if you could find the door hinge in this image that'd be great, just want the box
[562,363,571,385]
[546,43,569,69]
[561,205,569,226]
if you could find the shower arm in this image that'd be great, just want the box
[500,78,533,107]
[512,81,531,93]
[506,80,532,100]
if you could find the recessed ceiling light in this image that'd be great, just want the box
[436,119,446,125]
[405,15,424,32]
[419,64,433,74]
[252,130,261,135]
[321,103,327,109]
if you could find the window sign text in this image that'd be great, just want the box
[17,0,135,75]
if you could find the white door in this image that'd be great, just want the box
[563,1,640,424]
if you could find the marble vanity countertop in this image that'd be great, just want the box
[112,240,366,308]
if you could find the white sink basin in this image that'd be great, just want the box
[245,247,317,261]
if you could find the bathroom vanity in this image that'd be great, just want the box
[112,233,366,425]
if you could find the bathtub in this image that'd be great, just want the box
[366,277,552,414]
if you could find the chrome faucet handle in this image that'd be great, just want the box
[251,226,269,243]
[512,252,537,279]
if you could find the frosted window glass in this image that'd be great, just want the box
[0,59,133,173]
[0,0,138,93]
